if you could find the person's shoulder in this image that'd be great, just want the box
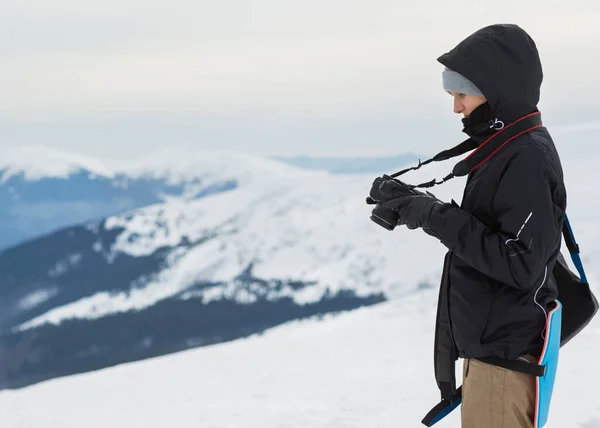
[504,127,563,178]
[503,127,556,159]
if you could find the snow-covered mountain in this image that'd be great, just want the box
[0,146,420,250]
[0,148,463,389]
[0,146,258,250]
[0,139,597,393]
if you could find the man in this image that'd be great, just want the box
[369,24,567,427]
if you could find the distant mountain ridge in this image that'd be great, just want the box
[273,153,422,174]
[0,146,421,250]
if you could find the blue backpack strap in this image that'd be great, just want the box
[534,300,562,428]
[562,214,588,284]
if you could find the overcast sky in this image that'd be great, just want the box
[2,0,599,160]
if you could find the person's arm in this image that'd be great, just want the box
[428,146,562,291]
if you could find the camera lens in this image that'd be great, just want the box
[370,206,399,231]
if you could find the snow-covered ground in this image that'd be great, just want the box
[1,289,599,428]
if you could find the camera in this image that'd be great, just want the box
[370,204,400,231]
[366,177,431,231]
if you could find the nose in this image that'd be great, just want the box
[453,97,463,114]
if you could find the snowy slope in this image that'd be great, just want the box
[0,149,467,389]
[16,155,464,330]
[0,290,598,428]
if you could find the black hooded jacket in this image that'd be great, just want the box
[429,24,567,360]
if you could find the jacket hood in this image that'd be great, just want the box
[437,24,543,125]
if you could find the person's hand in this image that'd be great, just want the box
[368,175,415,204]
[380,187,445,232]
[366,177,448,236]
[392,193,442,230]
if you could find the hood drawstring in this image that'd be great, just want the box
[492,118,505,130]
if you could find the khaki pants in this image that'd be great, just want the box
[461,356,536,428]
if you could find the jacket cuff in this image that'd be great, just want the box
[425,202,454,240]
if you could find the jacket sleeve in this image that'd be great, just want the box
[428,146,562,291]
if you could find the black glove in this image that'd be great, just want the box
[366,176,447,237]
[381,186,445,234]
[393,194,442,230]
[368,175,415,204]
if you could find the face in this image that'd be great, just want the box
[449,92,487,117]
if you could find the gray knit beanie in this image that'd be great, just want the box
[442,67,484,97]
